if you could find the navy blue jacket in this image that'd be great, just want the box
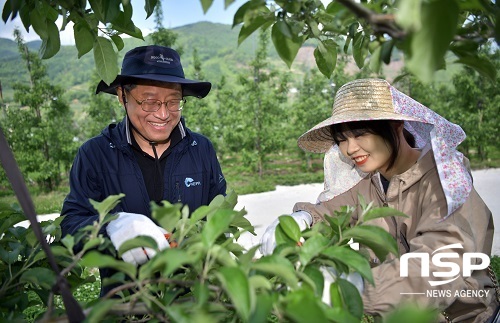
[60,116,226,238]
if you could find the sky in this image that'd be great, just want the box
[0,0,248,45]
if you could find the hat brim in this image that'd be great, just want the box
[96,74,211,98]
[297,109,426,153]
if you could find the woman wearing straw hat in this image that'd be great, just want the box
[260,79,498,322]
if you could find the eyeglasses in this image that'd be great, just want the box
[126,90,185,112]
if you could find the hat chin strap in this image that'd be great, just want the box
[121,86,158,147]
[122,88,165,202]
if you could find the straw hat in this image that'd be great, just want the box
[297,78,425,153]
[302,78,471,219]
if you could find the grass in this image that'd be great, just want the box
[0,186,69,214]
[0,147,499,214]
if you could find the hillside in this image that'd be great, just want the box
[0,21,405,103]
[0,23,288,100]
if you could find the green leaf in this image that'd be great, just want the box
[86,299,121,322]
[200,0,214,14]
[110,34,124,51]
[380,39,395,64]
[117,235,159,257]
[211,244,238,267]
[151,201,182,232]
[303,265,325,297]
[395,0,422,31]
[454,55,497,82]
[406,0,459,82]
[194,281,210,306]
[342,225,399,262]
[329,280,342,307]
[321,246,373,284]
[352,31,367,68]
[82,236,105,252]
[249,275,273,291]
[233,1,267,27]
[275,223,297,247]
[238,12,272,45]
[74,21,94,58]
[0,210,25,236]
[139,247,199,279]
[362,207,408,223]
[250,293,274,323]
[231,211,255,235]
[30,10,48,39]
[49,245,71,258]
[324,305,360,323]
[190,205,211,223]
[60,234,75,253]
[80,250,136,278]
[337,278,363,319]
[19,267,56,289]
[314,39,337,78]
[251,255,299,289]
[144,0,158,19]
[276,20,292,38]
[89,194,124,219]
[284,289,328,322]
[0,244,21,265]
[38,21,60,59]
[93,37,120,89]
[216,267,252,321]
[271,23,305,68]
[202,209,236,247]
[110,3,144,39]
[299,234,330,266]
[369,45,382,74]
[278,215,301,242]
[449,39,479,57]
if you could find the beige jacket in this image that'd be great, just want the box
[294,150,497,322]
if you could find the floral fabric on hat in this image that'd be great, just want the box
[390,86,471,218]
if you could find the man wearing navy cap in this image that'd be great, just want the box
[60,46,226,296]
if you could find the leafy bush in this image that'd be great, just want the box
[1,192,439,322]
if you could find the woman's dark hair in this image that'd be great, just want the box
[329,120,415,171]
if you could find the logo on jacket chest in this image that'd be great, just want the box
[184,177,201,188]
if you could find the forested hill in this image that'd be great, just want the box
[0,21,320,102]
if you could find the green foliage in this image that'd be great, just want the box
[396,47,500,163]
[0,188,488,322]
[217,30,292,178]
[0,202,90,321]
[229,0,497,83]
[3,0,496,85]
[0,30,78,192]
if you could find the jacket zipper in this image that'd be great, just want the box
[385,201,410,254]
[175,181,181,202]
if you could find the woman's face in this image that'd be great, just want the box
[337,131,392,173]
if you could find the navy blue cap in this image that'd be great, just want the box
[96,45,211,98]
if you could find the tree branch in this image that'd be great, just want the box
[336,0,406,39]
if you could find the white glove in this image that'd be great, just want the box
[106,212,170,266]
[259,211,312,256]
[321,267,364,305]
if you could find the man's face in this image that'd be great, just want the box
[118,82,182,145]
